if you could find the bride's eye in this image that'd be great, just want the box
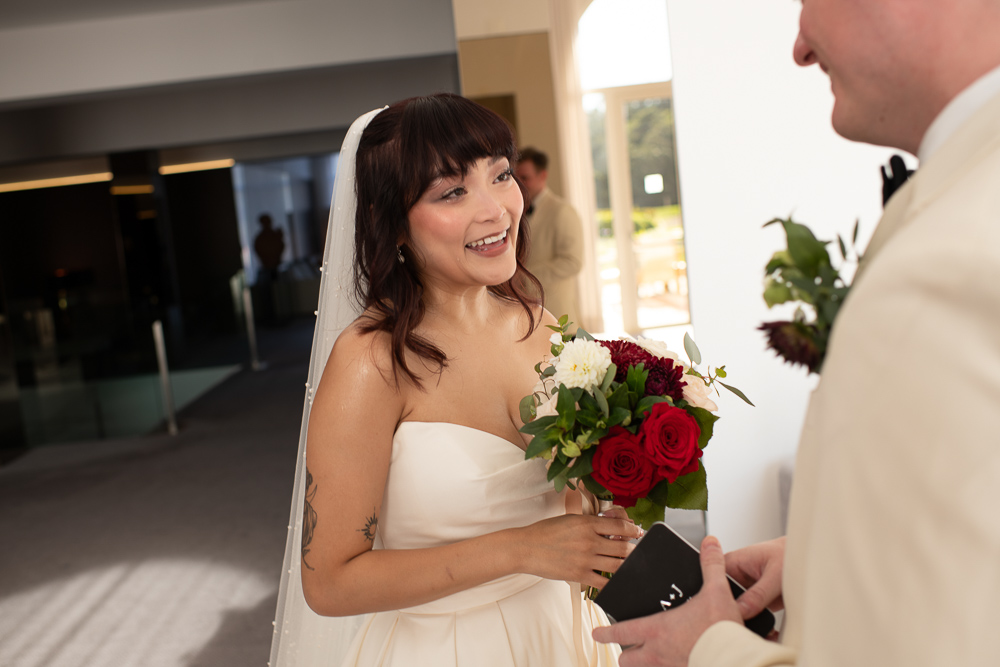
[495,168,514,183]
[441,186,466,200]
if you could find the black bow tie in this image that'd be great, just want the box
[526,203,535,216]
[881,154,913,206]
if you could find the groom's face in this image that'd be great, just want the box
[793,0,927,152]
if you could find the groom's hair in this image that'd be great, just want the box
[353,93,544,388]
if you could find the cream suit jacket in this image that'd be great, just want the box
[524,187,584,327]
[691,89,1000,667]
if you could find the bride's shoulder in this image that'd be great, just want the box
[325,316,397,391]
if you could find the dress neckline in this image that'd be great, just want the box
[395,420,528,454]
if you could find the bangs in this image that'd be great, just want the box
[397,95,518,207]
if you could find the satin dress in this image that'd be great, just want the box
[339,421,620,667]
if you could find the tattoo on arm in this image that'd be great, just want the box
[301,467,318,571]
[358,508,378,543]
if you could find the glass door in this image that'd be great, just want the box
[586,82,689,335]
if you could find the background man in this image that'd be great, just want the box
[515,147,584,327]
[594,0,1000,664]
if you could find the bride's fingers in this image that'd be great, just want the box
[592,516,644,541]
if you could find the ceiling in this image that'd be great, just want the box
[0,0,282,31]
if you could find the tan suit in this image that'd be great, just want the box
[524,188,584,328]
[692,89,1000,666]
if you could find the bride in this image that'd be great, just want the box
[270,93,638,667]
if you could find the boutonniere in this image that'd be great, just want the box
[759,217,863,374]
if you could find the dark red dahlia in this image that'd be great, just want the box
[598,339,685,403]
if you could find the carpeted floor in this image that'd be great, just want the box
[0,320,314,667]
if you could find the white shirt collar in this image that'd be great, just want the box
[918,63,1000,163]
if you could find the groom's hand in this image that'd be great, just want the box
[592,536,742,667]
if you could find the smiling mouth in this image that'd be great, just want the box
[466,228,508,251]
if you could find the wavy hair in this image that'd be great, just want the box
[352,93,543,386]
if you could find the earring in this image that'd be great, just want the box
[396,245,405,264]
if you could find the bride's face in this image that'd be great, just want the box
[405,155,523,291]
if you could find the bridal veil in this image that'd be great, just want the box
[268,106,384,667]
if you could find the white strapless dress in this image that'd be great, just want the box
[338,421,620,666]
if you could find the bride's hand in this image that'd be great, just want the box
[512,513,642,590]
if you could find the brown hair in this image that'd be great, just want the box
[352,93,543,386]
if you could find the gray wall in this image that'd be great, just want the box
[0,54,461,167]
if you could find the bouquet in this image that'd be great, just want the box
[759,217,862,374]
[518,317,752,530]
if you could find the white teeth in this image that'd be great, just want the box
[467,229,508,248]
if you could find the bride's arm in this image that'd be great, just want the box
[301,324,639,617]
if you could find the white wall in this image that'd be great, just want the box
[666,0,912,549]
[0,0,457,106]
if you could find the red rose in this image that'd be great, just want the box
[640,403,702,483]
[590,426,659,508]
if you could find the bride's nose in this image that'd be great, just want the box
[473,188,506,222]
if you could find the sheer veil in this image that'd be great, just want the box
[269,106,385,667]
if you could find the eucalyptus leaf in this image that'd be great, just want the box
[600,364,617,393]
[595,389,610,418]
[575,327,595,341]
[837,234,848,262]
[718,381,755,407]
[518,395,536,424]
[683,332,702,366]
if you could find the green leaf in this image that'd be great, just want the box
[780,217,832,279]
[518,395,536,424]
[568,454,594,478]
[594,389,610,418]
[519,414,557,436]
[837,234,848,262]
[626,498,666,531]
[687,406,720,449]
[606,383,630,411]
[852,218,859,245]
[542,365,556,378]
[625,364,649,396]
[718,381,754,407]
[558,314,569,326]
[763,277,793,308]
[575,327,595,341]
[600,364,617,393]
[556,385,577,431]
[607,406,632,429]
[525,434,554,459]
[665,463,708,511]
[561,440,582,458]
[545,324,563,333]
[683,332,702,366]
[582,476,610,497]
[764,250,794,276]
[715,366,727,378]
[547,456,569,482]
[635,395,669,419]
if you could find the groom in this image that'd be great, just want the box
[595,0,1000,665]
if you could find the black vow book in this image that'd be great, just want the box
[594,522,776,638]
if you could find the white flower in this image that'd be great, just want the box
[682,375,719,412]
[633,336,680,363]
[549,332,563,346]
[551,339,612,392]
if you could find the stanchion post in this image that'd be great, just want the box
[152,320,178,436]
[242,286,262,371]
